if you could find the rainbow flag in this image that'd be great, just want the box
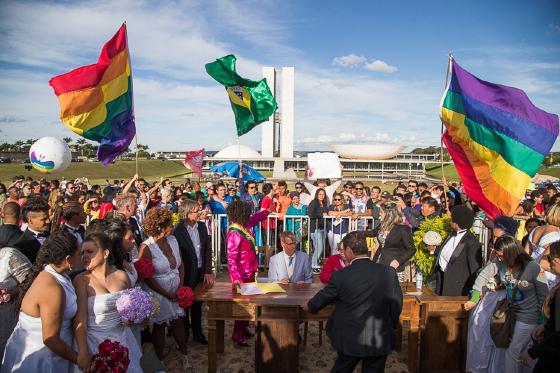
[49,24,135,166]
[441,59,559,218]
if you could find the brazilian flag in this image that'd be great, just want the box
[205,54,277,136]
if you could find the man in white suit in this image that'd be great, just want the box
[268,231,313,284]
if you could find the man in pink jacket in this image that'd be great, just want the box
[226,200,269,346]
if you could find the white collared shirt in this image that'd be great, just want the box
[350,256,370,265]
[27,227,47,245]
[439,230,467,272]
[186,223,202,269]
[283,251,295,280]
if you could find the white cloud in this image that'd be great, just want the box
[364,59,398,73]
[333,54,367,68]
[548,23,560,34]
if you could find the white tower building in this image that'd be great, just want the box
[261,67,294,158]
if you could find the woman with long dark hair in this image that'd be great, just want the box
[2,231,82,371]
[520,241,560,371]
[226,200,268,346]
[464,235,548,373]
[73,233,141,373]
[308,188,328,270]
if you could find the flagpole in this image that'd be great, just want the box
[440,53,453,210]
[123,21,139,178]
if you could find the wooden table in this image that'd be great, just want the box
[195,282,431,373]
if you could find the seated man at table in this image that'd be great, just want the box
[304,231,403,373]
[268,231,312,284]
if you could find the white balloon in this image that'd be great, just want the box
[29,137,72,173]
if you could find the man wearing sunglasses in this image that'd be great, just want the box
[342,181,372,230]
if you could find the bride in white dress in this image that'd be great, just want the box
[73,233,142,373]
[2,232,82,372]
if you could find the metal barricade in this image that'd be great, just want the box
[209,213,377,272]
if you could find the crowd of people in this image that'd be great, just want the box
[0,172,558,372]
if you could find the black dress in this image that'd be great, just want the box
[528,288,560,372]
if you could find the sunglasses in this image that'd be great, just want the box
[248,186,256,190]
[355,187,363,190]
[408,185,417,188]
[295,186,303,189]
[333,198,342,201]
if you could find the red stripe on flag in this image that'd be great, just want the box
[49,24,128,95]
[442,132,502,219]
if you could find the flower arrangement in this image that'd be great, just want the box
[171,212,181,226]
[134,259,154,279]
[0,288,10,304]
[177,286,195,308]
[412,215,452,276]
[91,339,130,373]
[115,288,153,324]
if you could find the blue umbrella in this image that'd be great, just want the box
[210,162,265,182]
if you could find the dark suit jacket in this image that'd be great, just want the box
[372,224,415,272]
[61,224,85,241]
[173,222,212,288]
[0,224,23,246]
[435,231,482,296]
[308,258,403,357]
[13,229,46,264]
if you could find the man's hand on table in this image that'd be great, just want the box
[278,278,289,285]
[301,300,310,311]
[204,274,215,288]
[232,280,241,292]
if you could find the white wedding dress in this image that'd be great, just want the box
[73,291,142,373]
[1,265,77,372]
[142,235,184,325]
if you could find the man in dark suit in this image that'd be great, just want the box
[61,202,86,245]
[174,199,215,344]
[0,202,23,246]
[304,231,403,373]
[13,196,50,263]
[433,205,482,296]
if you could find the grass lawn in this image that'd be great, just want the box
[0,160,192,185]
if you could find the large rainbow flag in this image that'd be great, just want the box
[49,24,135,166]
[441,58,559,218]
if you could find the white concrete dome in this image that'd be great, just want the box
[213,144,261,159]
[329,144,405,160]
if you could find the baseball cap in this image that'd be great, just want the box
[381,191,391,199]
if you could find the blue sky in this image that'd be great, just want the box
[0,0,558,152]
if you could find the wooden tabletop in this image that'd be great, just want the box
[195,281,432,307]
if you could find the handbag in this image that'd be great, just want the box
[489,266,526,348]
[489,296,515,348]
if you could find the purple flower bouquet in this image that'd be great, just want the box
[115,288,153,324]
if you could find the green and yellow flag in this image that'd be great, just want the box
[205,54,277,136]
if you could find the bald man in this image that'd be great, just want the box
[0,202,23,246]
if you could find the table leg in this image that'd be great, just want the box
[256,306,299,373]
[395,321,403,352]
[216,319,224,354]
[408,303,420,372]
[207,318,218,373]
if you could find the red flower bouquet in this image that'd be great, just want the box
[177,286,195,308]
[0,288,11,304]
[134,259,154,279]
[91,339,130,373]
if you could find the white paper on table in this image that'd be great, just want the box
[306,152,341,180]
[239,283,264,295]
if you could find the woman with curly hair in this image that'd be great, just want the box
[226,200,268,346]
[137,207,190,367]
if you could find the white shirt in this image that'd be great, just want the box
[27,227,47,245]
[283,251,296,280]
[186,223,202,269]
[438,230,467,272]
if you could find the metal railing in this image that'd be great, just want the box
[209,214,375,272]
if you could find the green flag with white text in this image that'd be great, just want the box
[205,54,277,136]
